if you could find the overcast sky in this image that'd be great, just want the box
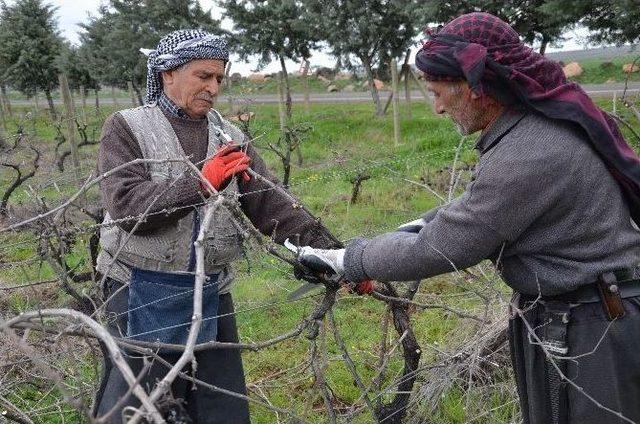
[44,0,592,75]
[47,0,340,75]
[54,0,218,45]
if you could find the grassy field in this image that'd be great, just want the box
[1,93,638,423]
[568,54,640,84]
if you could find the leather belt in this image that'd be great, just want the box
[546,278,640,303]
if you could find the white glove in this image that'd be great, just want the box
[284,239,345,275]
[396,218,426,233]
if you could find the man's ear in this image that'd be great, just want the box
[161,70,175,87]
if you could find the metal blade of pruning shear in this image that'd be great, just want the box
[284,238,299,255]
[288,282,324,300]
[284,238,324,300]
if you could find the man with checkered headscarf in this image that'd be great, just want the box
[293,13,640,424]
[94,29,341,423]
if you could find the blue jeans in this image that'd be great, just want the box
[127,267,219,345]
[94,278,250,423]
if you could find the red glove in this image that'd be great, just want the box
[202,145,251,191]
[349,280,375,295]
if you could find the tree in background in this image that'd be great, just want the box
[0,0,63,119]
[80,0,222,103]
[420,0,577,55]
[553,0,640,45]
[306,0,421,116]
[502,1,576,54]
[219,0,318,119]
[57,44,100,96]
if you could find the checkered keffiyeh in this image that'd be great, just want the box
[416,12,640,225]
[141,29,229,104]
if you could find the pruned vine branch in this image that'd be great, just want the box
[1,145,40,217]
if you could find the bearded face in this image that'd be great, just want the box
[161,59,225,119]
[426,80,491,136]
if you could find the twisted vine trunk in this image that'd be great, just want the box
[373,284,422,423]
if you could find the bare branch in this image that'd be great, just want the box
[2,309,164,423]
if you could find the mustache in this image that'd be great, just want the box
[196,93,216,103]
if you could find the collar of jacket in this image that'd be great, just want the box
[475,108,527,154]
[158,92,191,119]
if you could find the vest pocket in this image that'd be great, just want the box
[126,267,219,346]
[205,233,244,267]
[115,228,177,263]
[204,208,245,267]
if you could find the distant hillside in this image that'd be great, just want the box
[546,45,639,62]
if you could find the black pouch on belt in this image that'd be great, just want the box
[538,300,571,424]
[597,271,626,320]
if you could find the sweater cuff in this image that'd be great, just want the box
[344,237,371,282]
[165,175,204,206]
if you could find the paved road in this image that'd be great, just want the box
[229,82,640,104]
[8,82,640,106]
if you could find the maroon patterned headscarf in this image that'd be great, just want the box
[416,12,640,225]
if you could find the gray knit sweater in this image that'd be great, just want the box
[98,107,340,286]
[344,109,640,295]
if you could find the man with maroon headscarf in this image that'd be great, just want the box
[293,12,640,424]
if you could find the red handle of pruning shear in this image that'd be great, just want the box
[348,280,375,295]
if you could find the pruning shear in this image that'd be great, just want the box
[284,239,375,300]
[284,238,342,300]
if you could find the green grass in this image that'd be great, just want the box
[219,102,483,422]
[568,54,640,84]
[1,95,639,423]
